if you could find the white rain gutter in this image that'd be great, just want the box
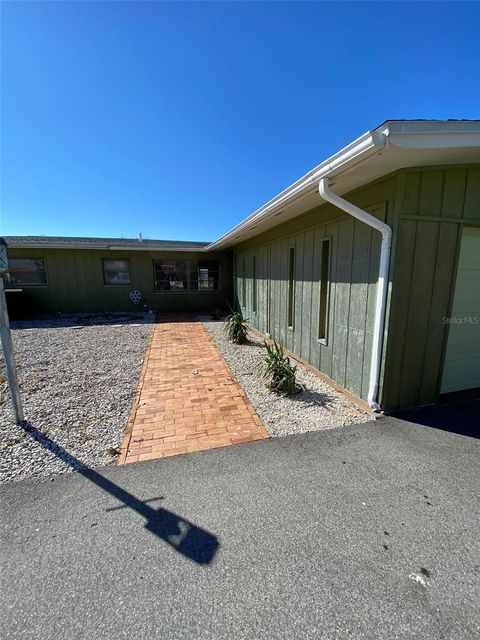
[318,177,392,411]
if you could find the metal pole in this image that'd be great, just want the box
[0,275,24,424]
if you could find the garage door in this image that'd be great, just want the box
[441,226,480,394]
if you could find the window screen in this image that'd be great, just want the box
[154,259,187,291]
[318,239,331,341]
[190,261,220,290]
[154,259,220,292]
[7,258,47,285]
[103,259,131,285]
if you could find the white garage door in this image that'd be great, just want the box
[441,226,480,394]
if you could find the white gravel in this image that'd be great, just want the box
[202,320,373,437]
[0,313,153,484]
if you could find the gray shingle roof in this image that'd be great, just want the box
[2,236,210,251]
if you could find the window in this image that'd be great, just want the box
[318,238,331,342]
[103,259,131,285]
[154,259,220,292]
[287,247,295,329]
[252,256,257,314]
[7,258,47,285]
[154,259,187,291]
[190,261,220,290]
[242,258,246,307]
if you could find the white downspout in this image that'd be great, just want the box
[318,177,392,411]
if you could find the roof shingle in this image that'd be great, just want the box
[2,236,210,251]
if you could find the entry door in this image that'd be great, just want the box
[441,227,480,394]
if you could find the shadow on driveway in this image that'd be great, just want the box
[20,421,219,565]
[393,398,480,440]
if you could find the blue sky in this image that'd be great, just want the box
[1,1,479,241]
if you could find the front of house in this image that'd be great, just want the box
[4,120,480,412]
[4,237,232,314]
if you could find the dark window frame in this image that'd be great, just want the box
[6,257,48,287]
[102,258,132,286]
[153,258,221,293]
[318,237,331,344]
[191,259,221,291]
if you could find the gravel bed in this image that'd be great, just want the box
[0,313,154,484]
[202,320,373,437]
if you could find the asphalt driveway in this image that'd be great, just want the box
[1,415,479,640]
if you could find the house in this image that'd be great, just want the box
[3,120,480,412]
[3,236,232,314]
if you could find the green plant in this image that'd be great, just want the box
[224,311,249,344]
[261,340,300,395]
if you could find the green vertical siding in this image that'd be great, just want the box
[8,163,478,410]
[259,245,270,334]
[332,218,354,388]
[301,229,315,365]
[233,165,480,410]
[293,232,305,358]
[5,248,232,314]
[347,219,373,398]
[233,175,396,405]
[381,165,480,410]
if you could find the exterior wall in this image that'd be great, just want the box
[233,175,397,405]
[232,164,480,411]
[381,165,480,410]
[6,163,479,408]
[5,247,232,314]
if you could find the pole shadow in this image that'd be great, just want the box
[20,421,220,565]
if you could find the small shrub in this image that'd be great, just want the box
[224,311,249,344]
[261,340,300,395]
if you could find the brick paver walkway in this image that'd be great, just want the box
[118,316,269,464]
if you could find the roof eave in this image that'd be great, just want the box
[205,129,383,251]
[206,120,480,251]
[4,240,210,251]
